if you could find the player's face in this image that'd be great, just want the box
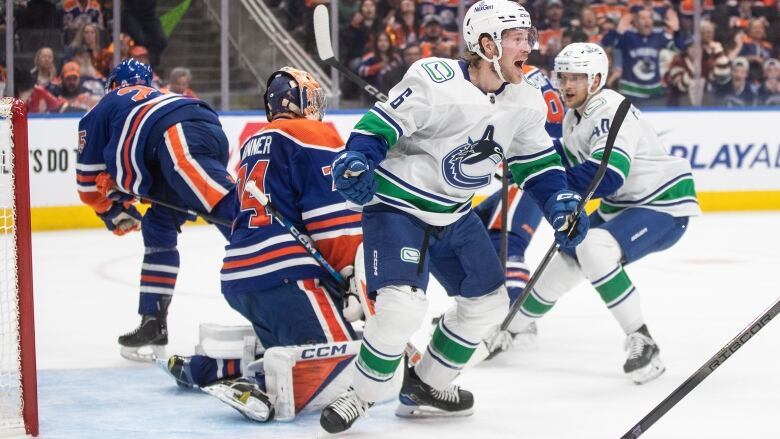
[498,28,534,84]
[557,72,590,109]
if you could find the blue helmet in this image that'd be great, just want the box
[264,67,326,121]
[107,58,153,91]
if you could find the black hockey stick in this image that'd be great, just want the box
[471,98,632,363]
[620,295,780,438]
[116,188,232,227]
[313,5,389,103]
[500,158,509,272]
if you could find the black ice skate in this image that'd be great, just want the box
[320,387,373,434]
[156,354,197,389]
[395,365,474,418]
[118,297,171,362]
[623,325,666,385]
[202,377,275,422]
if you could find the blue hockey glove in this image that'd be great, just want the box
[543,189,589,248]
[98,202,143,236]
[332,151,376,205]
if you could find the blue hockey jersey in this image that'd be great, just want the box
[76,86,219,212]
[221,119,362,295]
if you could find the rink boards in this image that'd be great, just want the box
[22,108,780,230]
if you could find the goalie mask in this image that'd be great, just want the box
[264,67,327,122]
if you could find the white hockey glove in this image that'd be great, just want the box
[339,265,364,322]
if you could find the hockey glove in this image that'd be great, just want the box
[98,202,143,236]
[543,189,589,248]
[332,151,375,205]
[95,172,134,203]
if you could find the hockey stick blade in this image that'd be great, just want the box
[620,295,780,438]
[474,98,632,365]
[312,5,389,103]
[313,5,334,61]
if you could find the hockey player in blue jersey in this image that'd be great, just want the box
[160,67,369,422]
[319,0,589,434]
[76,59,236,362]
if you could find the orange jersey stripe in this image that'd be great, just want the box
[222,245,308,270]
[489,186,520,230]
[76,174,99,183]
[165,124,226,209]
[303,280,349,342]
[121,102,156,189]
[140,275,177,285]
[307,213,362,232]
[507,272,530,281]
[266,119,344,149]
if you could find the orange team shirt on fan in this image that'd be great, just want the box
[221,118,362,294]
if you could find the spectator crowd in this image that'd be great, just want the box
[270,0,780,107]
[1,0,197,114]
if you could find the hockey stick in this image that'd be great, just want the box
[117,188,232,227]
[620,295,780,438]
[244,180,348,289]
[472,98,633,364]
[313,5,389,103]
[499,159,509,272]
[244,181,424,363]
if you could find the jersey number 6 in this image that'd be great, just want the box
[237,160,272,227]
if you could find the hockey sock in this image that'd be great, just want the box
[353,285,427,402]
[505,258,530,303]
[417,291,508,390]
[189,355,242,387]
[138,247,179,315]
[591,265,643,334]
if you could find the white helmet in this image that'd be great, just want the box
[553,42,609,95]
[463,0,536,82]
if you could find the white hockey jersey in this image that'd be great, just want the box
[352,58,566,226]
[561,89,701,220]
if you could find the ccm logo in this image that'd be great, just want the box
[301,343,349,359]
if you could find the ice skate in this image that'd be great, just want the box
[623,326,665,385]
[156,354,197,389]
[202,377,274,422]
[118,314,168,362]
[320,387,373,434]
[395,365,474,418]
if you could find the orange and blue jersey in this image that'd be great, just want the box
[221,118,362,295]
[76,86,221,213]
[62,0,103,29]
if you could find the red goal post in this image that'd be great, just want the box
[0,98,38,437]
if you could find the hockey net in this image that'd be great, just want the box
[0,98,38,437]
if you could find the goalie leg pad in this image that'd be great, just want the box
[417,288,509,390]
[354,285,428,403]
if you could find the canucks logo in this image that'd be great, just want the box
[442,125,504,190]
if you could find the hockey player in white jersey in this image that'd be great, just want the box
[490,42,701,384]
[319,0,589,433]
